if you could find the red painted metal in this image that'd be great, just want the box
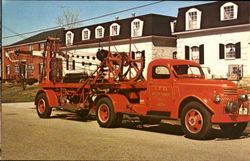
[98,104,110,123]
[37,99,46,113]
[185,109,203,134]
[36,37,249,129]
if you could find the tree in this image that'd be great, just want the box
[56,8,80,29]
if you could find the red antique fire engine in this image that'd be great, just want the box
[35,37,250,140]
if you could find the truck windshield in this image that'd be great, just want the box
[173,65,204,78]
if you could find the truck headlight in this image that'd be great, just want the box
[225,101,238,113]
[214,95,221,103]
[239,94,247,101]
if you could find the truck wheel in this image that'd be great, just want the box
[140,117,161,124]
[36,93,52,118]
[219,122,248,139]
[181,102,212,140]
[96,97,122,128]
[76,110,89,120]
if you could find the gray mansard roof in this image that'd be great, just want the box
[175,1,250,33]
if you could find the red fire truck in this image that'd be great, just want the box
[35,37,250,140]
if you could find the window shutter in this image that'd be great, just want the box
[66,59,69,70]
[219,44,225,59]
[185,46,190,60]
[199,44,204,64]
[235,42,241,59]
[72,60,75,70]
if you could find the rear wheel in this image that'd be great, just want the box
[181,102,212,140]
[96,97,123,128]
[36,93,52,118]
[219,122,248,139]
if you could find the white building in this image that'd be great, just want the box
[173,1,250,82]
[61,14,177,78]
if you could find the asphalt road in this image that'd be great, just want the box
[2,102,250,160]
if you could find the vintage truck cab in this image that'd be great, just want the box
[140,59,249,139]
[94,59,249,139]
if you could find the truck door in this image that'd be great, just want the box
[147,65,173,113]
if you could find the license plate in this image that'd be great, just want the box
[239,107,248,115]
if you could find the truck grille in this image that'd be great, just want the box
[224,89,237,95]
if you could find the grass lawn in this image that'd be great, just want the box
[2,83,41,103]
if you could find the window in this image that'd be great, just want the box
[27,64,34,75]
[39,62,44,74]
[228,64,243,80]
[219,42,241,59]
[173,51,177,59]
[152,66,170,79]
[28,45,34,51]
[173,65,204,76]
[14,64,20,74]
[131,18,144,37]
[39,43,44,51]
[185,8,201,30]
[82,28,91,40]
[225,43,235,59]
[110,23,120,36]
[185,45,204,64]
[6,65,11,75]
[220,2,238,21]
[66,31,74,46]
[191,46,199,63]
[95,26,104,39]
[170,20,177,33]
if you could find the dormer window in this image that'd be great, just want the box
[220,2,238,21]
[66,31,74,46]
[170,20,177,33]
[82,28,90,40]
[131,18,144,37]
[95,26,104,39]
[185,8,201,30]
[110,23,120,36]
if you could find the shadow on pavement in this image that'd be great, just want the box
[37,109,250,141]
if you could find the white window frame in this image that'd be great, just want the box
[225,43,236,59]
[190,46,200,63]
[14,64,20,74]
[95,26,105,39]
[28,45,34,51]
[185,8,202,30]
[39,43,44,51]
[220,2,238,21]
[131,18,144,37]
[170,20,177,33]
[66,31,74,46]
[110,23,120,36]
[27,63,34,75]
[6,65,11,75]
[82,28,91,40]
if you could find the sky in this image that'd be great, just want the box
[2,0,212,46]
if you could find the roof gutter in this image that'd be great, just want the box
[172,24,250,35]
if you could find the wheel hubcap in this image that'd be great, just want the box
[38,99,45,113]
[98,104,110,123]
[185,109,203,134]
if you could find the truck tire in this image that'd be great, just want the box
[219,122,248,139]
[96,97,123,128]
[140,117,161,124]
[36,93,52,118]
[181,102,212,140]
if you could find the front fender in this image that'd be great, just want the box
[35,89,59,107]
